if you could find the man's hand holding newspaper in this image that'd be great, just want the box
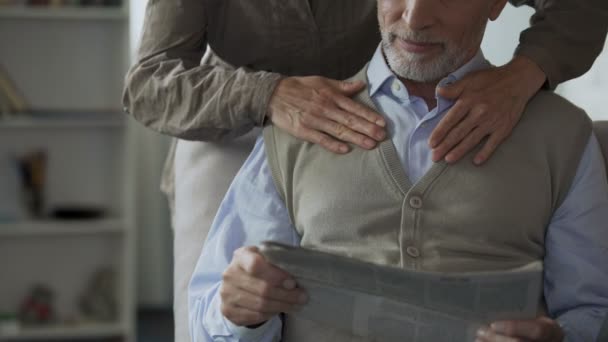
[219,246,308,327]
[219,242,563,341]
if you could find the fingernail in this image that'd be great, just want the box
[376,131,386,140]
[490,322,507,333]
[298,293,308,304]
[376,119,386,127]
[283,279,296,289]
[473,157,483,165]
[339,145,349,153]
[445,155,454,163]
[364,139,376,149]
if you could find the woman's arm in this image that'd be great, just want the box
[513,0,607,88]
[430,0,608,165]
[123,1,386,149]
[122,0,282,142]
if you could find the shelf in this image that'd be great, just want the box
[0,117,125,129]
[0,6,127,21]
[0,322,124,340]
[0,219,125,238]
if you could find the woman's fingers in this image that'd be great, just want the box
[325,79,367,96]
[429,99,471,150]
[473,131,507,165]
[333,90,387,128]
[304,109,379,150]
[432,109,480,163]
[268,76,386,153]
[300,126,350,153]
[429,57,545,165]
[443,126,487,164]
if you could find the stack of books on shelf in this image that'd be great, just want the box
[0,65,27,119]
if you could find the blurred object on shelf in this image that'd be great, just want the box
[0,0,122,6]
[0,0,26,6]
[50,205,106,220]
[0,155,26,222]
[0,64,28,118]
[79,0,122,6]
[0,312,20,335]
[19,285,56,325]
[17,150,47,218]
[79,267,118,322]
[27,0,50,5]
[78,0,103,5]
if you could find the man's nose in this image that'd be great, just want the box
[402,0,435,31]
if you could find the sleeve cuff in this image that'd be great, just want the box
[556,308,606,342]
[514,44,559,90]
[248,71,285,127]
[224,315,282,341]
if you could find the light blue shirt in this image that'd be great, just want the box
[189,46,608,342]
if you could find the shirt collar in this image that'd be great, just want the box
[367,44,490,99]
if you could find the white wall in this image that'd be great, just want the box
[481,3,607,121]
[128,0,174,308]
[482,3,534,66]
[558,42,608,120]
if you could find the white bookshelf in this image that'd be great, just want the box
[0,2,135,341]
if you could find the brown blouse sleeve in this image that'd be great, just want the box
[122,0,282,141]
[510,0,608,89]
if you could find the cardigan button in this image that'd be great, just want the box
[406,246,420,258]
[409,196,423,209]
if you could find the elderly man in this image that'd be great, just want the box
[188,0,608,340]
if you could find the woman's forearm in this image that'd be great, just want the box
[511,0,608,88]
[122,0,282,142]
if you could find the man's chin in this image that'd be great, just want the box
[389,59,452,83]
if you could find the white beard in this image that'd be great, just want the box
[381,30,472,83]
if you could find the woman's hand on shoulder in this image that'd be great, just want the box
[430,55,546,165]
[267,76,387,154]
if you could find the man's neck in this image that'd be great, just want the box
[387,48,480,110]
[400,79,439,110]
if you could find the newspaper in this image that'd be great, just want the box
[259,241,543,342]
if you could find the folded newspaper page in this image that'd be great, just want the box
[259,241,543,342]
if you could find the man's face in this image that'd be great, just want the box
[378,0,506,82]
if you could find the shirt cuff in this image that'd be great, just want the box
[556,308,605,342]
[224,316,281,341]
[514,44,559,90]
[248,71,284,127]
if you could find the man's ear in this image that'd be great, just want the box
[488,0,509,21]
